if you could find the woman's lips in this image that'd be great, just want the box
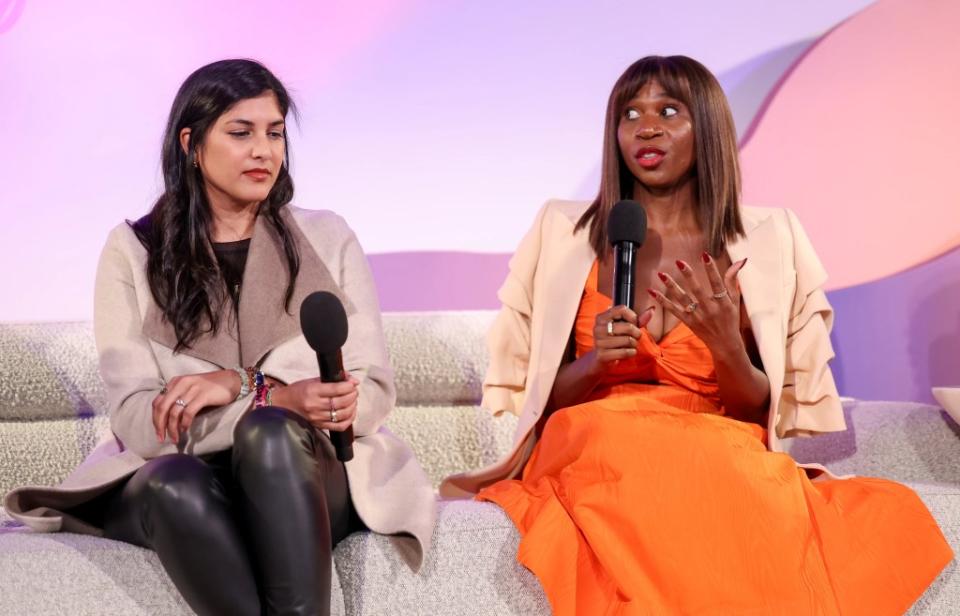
[243,169,271,181]
[635,148,665,169]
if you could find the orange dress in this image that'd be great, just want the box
[478,260,952,616]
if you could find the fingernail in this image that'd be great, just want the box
[644,305,655,312]
[675,260,687,271]
[647,289,658,298]
[738,258,748,270]
[701,252,711,264]
[657,271,668,282]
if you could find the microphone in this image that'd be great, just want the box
[299,291,354,462]
[607,200,647,311]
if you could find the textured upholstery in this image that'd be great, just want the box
[1,315,958,615]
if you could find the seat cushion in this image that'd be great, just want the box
[335,499,548,615]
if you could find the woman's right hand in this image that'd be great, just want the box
[588,305,655,374]
[270,376,359,433]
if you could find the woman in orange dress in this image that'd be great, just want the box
[441,56,952,614]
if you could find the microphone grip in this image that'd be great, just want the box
[317,350,354,462]
[612,242,637,311]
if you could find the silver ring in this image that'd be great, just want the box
[606,320,614,336]
[712,290,729,300]
[175,398,187,408]
[684,301,699,314]
[331,410,338,423]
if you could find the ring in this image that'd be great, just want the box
[684,301,699,314]
[712,290,729,300]
[606,320,614,336]
[331,410,338,423]
[175,398,187,408]
[160,386,168,394]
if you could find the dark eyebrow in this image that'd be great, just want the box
[226,119,286,127]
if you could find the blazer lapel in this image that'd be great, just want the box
[725,211,785,394]
[142,207,348,369]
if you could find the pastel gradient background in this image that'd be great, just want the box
[0,0,957,402]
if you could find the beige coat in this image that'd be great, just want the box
[5,206,436,571]
[441,199,846,497]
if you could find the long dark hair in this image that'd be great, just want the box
[131,59,301,350]
[576,55,744,257]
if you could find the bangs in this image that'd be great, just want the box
[610,56,693,117]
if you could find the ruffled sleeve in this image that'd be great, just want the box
[481,202,551,417]
[776,209,847,438]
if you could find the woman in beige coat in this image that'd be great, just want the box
[5,59,435,616]
[442,56,951,614]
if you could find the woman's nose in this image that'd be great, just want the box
[250,134,271,159]
[637,122,663,139]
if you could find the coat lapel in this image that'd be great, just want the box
[725,210,785,395]
[142,207,348,369]
[237,208,349,368]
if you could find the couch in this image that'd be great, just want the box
[0,313,957,614]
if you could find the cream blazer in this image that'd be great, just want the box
[441,199,846,497]
[5,206,436,571]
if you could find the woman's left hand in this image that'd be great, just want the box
[650,253,748,358]
[152,369,240,445]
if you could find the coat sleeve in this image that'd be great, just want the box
[334,218,397,437]
[775,209,847,438]
[481,202,551,417]
[94,227,253,459]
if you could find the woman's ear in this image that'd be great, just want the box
[179,128,191,156]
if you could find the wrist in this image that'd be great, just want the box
[709,336,749,367]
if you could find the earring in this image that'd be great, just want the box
[192,158,199,168]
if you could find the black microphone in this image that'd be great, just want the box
[299,291,354,462]
[607,200,647,311]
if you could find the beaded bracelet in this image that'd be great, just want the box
[253,370,273,408]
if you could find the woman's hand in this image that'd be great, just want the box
[589,304,655,374]
[649,253,748,358]
[270,375,359,433]
[152,369,240,444]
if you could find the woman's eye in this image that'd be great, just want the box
[662,106,678,118]
[625,108,640,120]
[269,131,285,139]
[229,131,250,138]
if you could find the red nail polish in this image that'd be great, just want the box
[675,260,686,271]
[657,271,668,282]
[701,252,711,263]
[647,289,658,298]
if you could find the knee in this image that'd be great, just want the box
[233,407,313,466]
[135,454,220,518]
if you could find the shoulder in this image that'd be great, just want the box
[738,205,812,252]
[285,205,354,240]
[540,199,592,226]
[101,221,147,263]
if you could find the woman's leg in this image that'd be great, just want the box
[101,453,261,616]
[231,406,359,616]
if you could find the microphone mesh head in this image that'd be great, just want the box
[299,291,348,353]
[607,200,647,246]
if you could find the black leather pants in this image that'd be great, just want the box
[75,406,362,616]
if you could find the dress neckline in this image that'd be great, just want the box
[588,259,690,348]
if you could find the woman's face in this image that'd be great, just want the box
[617,79,695,190]
[184,91,286,209]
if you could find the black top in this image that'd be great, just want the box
[212,239,251,306]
